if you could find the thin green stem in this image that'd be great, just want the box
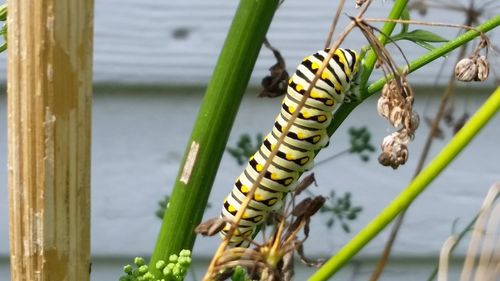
[368,15,500,95]
[149,0,279,274]
[309,86,500,281]
[359,0,409,92]
[327,15,500,137]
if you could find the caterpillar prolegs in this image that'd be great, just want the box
[220,48,360,247]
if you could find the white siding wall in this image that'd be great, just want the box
[0,0,498,85]
[1,88,499,280]
[0,0,499,279]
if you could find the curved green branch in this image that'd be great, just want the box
[327,15,500,137]
[311,84,500,280]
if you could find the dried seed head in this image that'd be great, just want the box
[378,130,411,169]
[377,96,391,119]
[408,111,420,131]
[455,57,478,82]
[377,77,418,169]
[389,107,404,127]
[475,55,489,81]
[381,79,396,97]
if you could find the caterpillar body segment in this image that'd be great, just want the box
[220,48,360,247]
[281,98,334,129]
[260,134,315,172]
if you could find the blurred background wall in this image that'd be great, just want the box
[0,0,498,280]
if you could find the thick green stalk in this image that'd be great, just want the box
[327,15,500,137]
[310,86,500,281]
[149,0,279,270]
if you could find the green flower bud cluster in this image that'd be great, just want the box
[119,250,192,281]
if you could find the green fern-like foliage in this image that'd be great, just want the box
[348,127,375,162]
[226,133,263,165]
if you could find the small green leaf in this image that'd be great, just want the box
[414,40,438,51]
[392,29,448,43]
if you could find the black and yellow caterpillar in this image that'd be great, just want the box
[221,48,360,247]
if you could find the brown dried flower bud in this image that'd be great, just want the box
[389,107,404,127]
[378,130,411,169]
[409,111,420,131]
[377,97,391,119]
[377,76,417,169]
[381,80,395,97]
[195,218,228,236]
[455,58,478,82]
[475,55,489,81]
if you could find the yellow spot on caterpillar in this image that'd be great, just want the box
[326,100,334,106]
[302,111,311,118]
[228,204,236,212]
[241,185,249,193]
[285,178,293,185]
[297,132,305,139]
[256,164,263,171]
[311,62,319,70]
[242,212,250,219]
[254,192,264,201]
[335,83,342,92]
[288,106,296,113]
[313,136,321,143]
[271,144,275,150]
[285,154,295,160]
[318,115,326,122]
[296,84,303,92]
[270,173,279,180]
[321,72,329,80]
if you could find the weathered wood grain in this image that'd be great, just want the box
[7,0,94,280]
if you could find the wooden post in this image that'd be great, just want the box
[7,0,94,280]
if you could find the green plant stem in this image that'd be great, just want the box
[327,15,500,137]
[149,0,279,274]
[359,0,409,91]
[309,86,500,281]
[368,15,500,94]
